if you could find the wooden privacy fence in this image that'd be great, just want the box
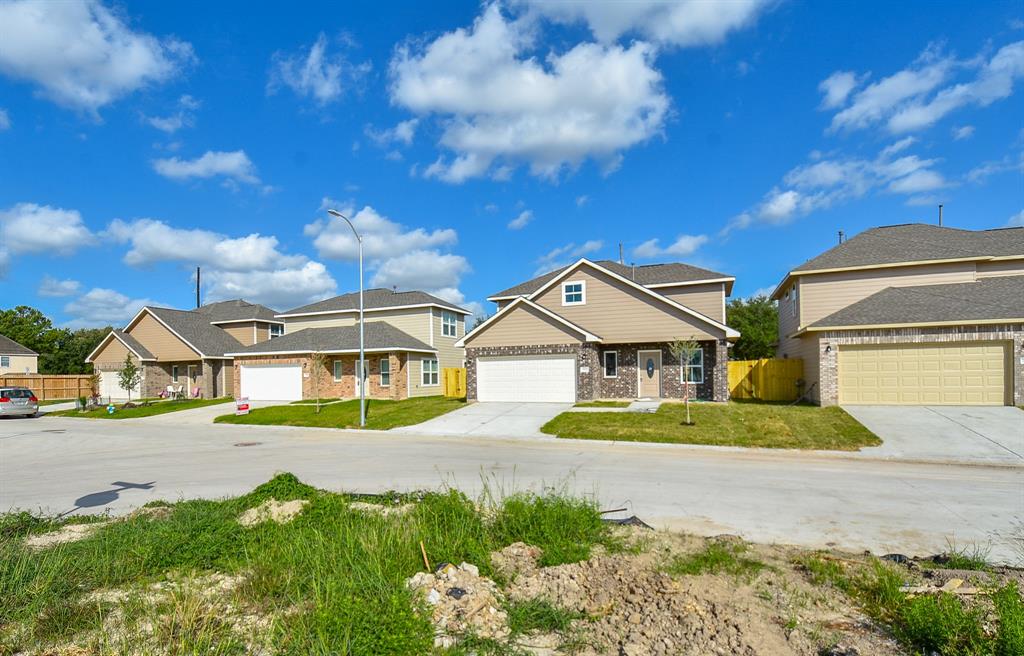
[0,374,93,400]
[442,367,467,398]
[728,358,803,402]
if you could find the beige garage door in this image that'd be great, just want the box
[838,342,1009,405]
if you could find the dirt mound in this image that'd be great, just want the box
[407,562,509,648]
[237,498,308,526]
[491,541,543,580]
[24,522,109,549]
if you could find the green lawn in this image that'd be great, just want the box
[573,400,630,408]
[37,399,73,406]
[215,396,465,430]
[541,401,881,450]
[290,397,340,404]
[48,397,233,419]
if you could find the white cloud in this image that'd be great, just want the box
[203,261,337,309]
[517,0,770,47]
[965,153,1024,183]
[267,32,369,105]
[887,168,947,194]
[818,71,860,109]
[38,276,81,297]
[390,4,669,182]
[952,125,975,140]
[370,250,471,303]
[143,94,199,133]
[0,203,95,259]
[305,205,457,262]
[879,136,916,157]
[632,234,708,260]
[152,150,260,184]
[575,195,590,207]
[365,118,419,146]
[535,240,603,275]
[0,0,194,113]
[507,209,533,230]
[0,108,9,130]
[1008,209,1024,227]
[64,287,161,328]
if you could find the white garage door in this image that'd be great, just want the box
[99,370,141,400]
[477,355,576,403]
[240,364,303,401]
[838,342,1009,405]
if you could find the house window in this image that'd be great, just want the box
[333,360,343,382]
[270,324,284,338]
[421,358,439,386]
[380,358,391,387]
[603,351,617,378]
[442,310,457,337]
[0,356,8,368]
[682,349,704,384]
[171,365,179,382]
[790,286,798,318]
[562,281,585,305]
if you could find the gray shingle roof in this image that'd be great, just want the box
[491,260,732,298]
[0,334,36,356]
[227,322,435,355]
[194,299,279,323]
[112,329,155,360]
[146,307,245,357]
[794,224,1024,272]
[280,288,470,316]
[809,275,1024,329]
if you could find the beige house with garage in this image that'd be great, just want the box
[772,223,1024,406]
[227,289,471,401]
[458,259,739,403]
[0,334,38,374]
[86,300,280,400]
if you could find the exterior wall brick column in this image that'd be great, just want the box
[713,339,730,402]
[201,360,216,398]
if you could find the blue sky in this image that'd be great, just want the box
[0,0,1021,328]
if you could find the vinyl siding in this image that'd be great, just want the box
[0,354,38,374]
[220,322,259,346]
[283,308,432,343]
[255,323,271,343]
[533,266,724,342]
[127,313,200,362]
[91,337,134,365]
[975,259,1024,278]
[432,308,466,370]
[799,262,977,327]
[463,303,585,348]
[407,356,444,397]
[657,282,727,323]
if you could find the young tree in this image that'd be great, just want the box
[309,351,327,414]
[117,354,141,403]
[725,295,778,360]
[669,338,702,426]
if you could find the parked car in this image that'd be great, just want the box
[0,386,39,418]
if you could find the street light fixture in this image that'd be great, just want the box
[327,209,365,428]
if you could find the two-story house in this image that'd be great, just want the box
[772,223,1024,406]
[86,299,282,399]
[456,258,739,403]
[227,289,471,401]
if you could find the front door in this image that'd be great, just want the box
[187,365,202,397]
[637,350,662,398]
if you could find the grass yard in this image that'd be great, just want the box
[215,395,465,430]
[573,400,630,408]
[37,399,73,406]
[48,397,233,419]
[289,397,340,404]
[541,401,881,450]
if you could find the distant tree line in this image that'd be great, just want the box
[0,306,110,374]
[726,295,778,361]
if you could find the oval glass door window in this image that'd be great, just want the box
[646,358,655,377]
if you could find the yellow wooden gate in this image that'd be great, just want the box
[442,367,467,398]
[728,359,803,401]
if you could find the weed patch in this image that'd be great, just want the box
[666,540,765,577]
[505,597,583,636]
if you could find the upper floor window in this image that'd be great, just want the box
[270,324,284,338]
[563,281,585,306]
[790,286,798,318]
[441,310,458,337]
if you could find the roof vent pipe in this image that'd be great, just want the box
[619,242,624,265]
[938,204,943,227]
[838,230,844,244]
[631,262,636,280]
[392,285,398,294]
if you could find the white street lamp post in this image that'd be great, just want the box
[327,209,365,427]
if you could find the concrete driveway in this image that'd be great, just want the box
[844,406,1024,466]
[393,401,571,438]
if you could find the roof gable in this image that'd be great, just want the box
[457,297,600,348]
[226,321,435,356]
[0,334,37,356]
[279,288,471,317]
[85,329,156,363]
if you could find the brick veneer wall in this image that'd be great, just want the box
[232,353,409,400]
[815,324,1024,406]
[466,340,730,402]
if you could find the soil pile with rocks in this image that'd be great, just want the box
[237,498,309,526]
[407,562,509,648]
[348,501,415,517]
[24,522,108,549]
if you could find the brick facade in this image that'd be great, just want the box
[815,324,1023,407]
[232,352,410,401]
[466,340,729,402]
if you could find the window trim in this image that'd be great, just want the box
[270,323,284,339]
[680,348,704,385]
[562,280,586,306]
[0,355,9,368]
[602,350,618,378]
[441,310,458,337]
[421,358,439,387]
[790,285,798,318]
[380,357,391,387]
[333,359,343,382]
